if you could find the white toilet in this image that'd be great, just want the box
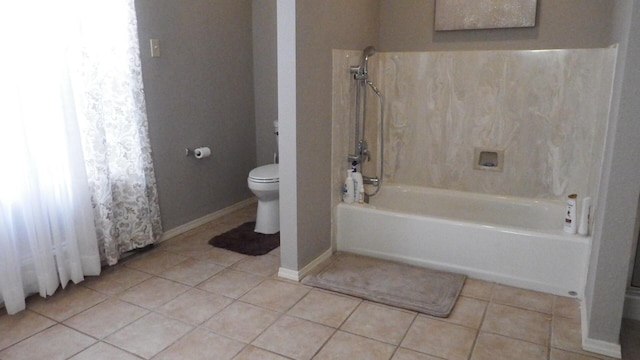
[247,164,279,234]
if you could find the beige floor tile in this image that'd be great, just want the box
[80,266,152,295]
[0,310,56,351]
[64,298,148,338]
[401,316,476,360]
[552,315,604,357]
[392,348,444,360]
[124,250,189,275]
[340,301,416,345]
[159,258,225,286]
[430,296,487,329]
[314,330,396,360]
[252,315,334,360]
[104,313,193,359]
[156,288,233,325]
[550,348,604,360]
[269,247,281,257]
[287,289,360,327]
[240,279,309,312]
[461,278,494,301]
[205,247,248,266]
[234,345,290,360]
[554,296,581,319]
[160,236,205,253]
[231,254,280,277]
[164,242,221,261]
[69,342,142,360]
[119,277,190,309]
[197,269,264,298]
[27,284,107,321]
[482,303,551,346]
[154,327,245,360]
[0,324,95,360]
[491,284,554,314]
[203,301,281,343]
[471,332,547,360]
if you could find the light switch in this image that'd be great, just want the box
[150,39,160,58]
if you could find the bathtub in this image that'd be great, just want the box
[335,185,591,297]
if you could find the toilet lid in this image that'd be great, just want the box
[249,164,279,182]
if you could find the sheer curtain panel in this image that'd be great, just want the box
[0,1,101,314]
[0,0,162,314]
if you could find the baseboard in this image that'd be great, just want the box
[581,300,623,359]
[624,287,640,320]
[159,197,257,242]
[278,248,333,282]
[582,338,622,359]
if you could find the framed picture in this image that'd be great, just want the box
[435,0,537,31]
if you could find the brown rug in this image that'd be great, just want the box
[302,253,466,317]
[208,222,279,256]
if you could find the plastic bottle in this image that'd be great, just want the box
[578,197,591,236]
[352,171,364,203]
[564,194,577,234]
[343,171,355,204]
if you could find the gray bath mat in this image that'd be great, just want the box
[302,253,466,317]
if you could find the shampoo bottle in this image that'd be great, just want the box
[564,194,577,234]
[343,171,355,204]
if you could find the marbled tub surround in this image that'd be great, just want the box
[332,47,617,210]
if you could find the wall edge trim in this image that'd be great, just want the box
[277,248,333,281]
[581,302,623,359]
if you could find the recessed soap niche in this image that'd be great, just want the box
[474,148,504,172]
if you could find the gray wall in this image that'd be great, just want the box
[294,0,379,267]
[135,0,256,230]
[253,0,279,166]
[585,0,640,345]
[379,0,612,51]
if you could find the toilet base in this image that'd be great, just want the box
[255,199,280,234]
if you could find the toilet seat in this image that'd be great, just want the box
[248,164,279,183]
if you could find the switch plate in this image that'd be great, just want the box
[150,39,160,58]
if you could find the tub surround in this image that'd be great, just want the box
[333,47,617,204]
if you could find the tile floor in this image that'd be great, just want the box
[1,204,639,360]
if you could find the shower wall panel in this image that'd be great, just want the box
[332,48,617,201]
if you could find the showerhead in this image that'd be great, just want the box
[363,46,376,58]
[361,46,377,76]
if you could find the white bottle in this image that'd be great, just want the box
[352,171,364,203]
[578,197,591,236]
[343,171,355,204]
[564,194,577,234]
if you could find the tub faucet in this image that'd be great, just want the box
[363,176,379,187]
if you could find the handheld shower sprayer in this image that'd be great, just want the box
[361,46,376,77]
[351,46,376,80]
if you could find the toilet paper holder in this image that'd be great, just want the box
[185,147,211,158]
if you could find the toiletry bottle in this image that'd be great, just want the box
[352,171,364,203]
[564,194,577,234]
[578,197,591,236]
[343,171,355,204]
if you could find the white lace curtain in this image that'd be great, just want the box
[0,0,162,314]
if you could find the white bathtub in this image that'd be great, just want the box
[336,185,591,297]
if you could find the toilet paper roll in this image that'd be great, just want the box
[194,147,211,159]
